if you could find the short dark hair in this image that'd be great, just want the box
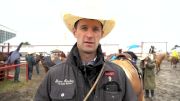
[74,20,80,29]
[74,19,103,29]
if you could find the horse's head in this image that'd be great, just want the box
[34,53,44,64]
[0,52,9,62]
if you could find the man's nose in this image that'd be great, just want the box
[86,29,94,37]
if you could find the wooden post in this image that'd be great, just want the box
[26,63,28,82]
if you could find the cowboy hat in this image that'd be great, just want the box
[63,14,115,38]
[148,54,154,60]
[139,54,148,60]
[62,0,115,38]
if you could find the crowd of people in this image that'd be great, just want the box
[3,49,67,82]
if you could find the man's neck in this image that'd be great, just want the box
[79,52,96,64]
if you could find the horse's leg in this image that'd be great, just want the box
[156,64,160,74]
[172,59,176,68]
[174,60,177,68]
[175,58,179,68]
[43,66,49,73]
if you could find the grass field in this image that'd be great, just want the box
[0,65,45,101]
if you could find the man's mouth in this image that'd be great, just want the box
[84,41,94,46]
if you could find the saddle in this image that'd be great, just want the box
[116,53,142,78]
[112,53,144,101]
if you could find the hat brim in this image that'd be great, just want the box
[139,54,148,60]
[139,56,146,60]
[63,14,115,38]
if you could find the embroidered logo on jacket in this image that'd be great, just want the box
[104,71,115,82]
[55,79,74,85]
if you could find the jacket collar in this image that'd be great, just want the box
[67,43,105,67]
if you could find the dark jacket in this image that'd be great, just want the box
[26,54,35,69]
[34,43,137,101]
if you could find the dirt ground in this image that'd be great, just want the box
[0,61,180,101]
[151,61,180,101]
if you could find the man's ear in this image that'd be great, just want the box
[72,28,77,38]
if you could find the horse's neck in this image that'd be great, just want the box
[156,53,166,62]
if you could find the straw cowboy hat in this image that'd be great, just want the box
[63,0,115,38]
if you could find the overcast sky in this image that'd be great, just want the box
[0,0,180,52]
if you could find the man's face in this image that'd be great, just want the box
[73,19,103,54]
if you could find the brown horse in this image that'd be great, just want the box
[154,52,169,74]
[0,52,8,62]
[112,53,144,101]
[0,52,9,81]
[35,51,67,73]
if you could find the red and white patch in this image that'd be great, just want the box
[104,71,115,76]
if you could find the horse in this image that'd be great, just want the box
[153,52,169,74]
[35,51,67,73]
[0,52,8,62]
[111,53,144,101]
[0,52,9,81]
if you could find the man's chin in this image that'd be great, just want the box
[83,49,95,54]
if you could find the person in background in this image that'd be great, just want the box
[149,45,156,54]
[26,52,35,80]
[118,48,122,54]
[171,49,179,60]
[140,54,156,99]
[34,5,137,101]
[5,42,23,82]
[34,53,40,75]
[149,45,156,60]
[13,54,21,82]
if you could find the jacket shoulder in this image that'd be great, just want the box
[104,60,127,75]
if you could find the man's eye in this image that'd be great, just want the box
[93,28,101,32]
[81,27,88,30]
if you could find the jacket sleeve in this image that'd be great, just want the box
[123,75,138,101]
[34,72,51,101]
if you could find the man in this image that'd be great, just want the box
[34,53,40,75]
[171,49,179,60]
[26,52,35,80]
[149,45,155,54]
[5,42,23,82]
[140,54,156,100]
[34,13,137,101]
[149,45,156,60]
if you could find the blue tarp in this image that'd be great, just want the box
[128,44,140,50]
